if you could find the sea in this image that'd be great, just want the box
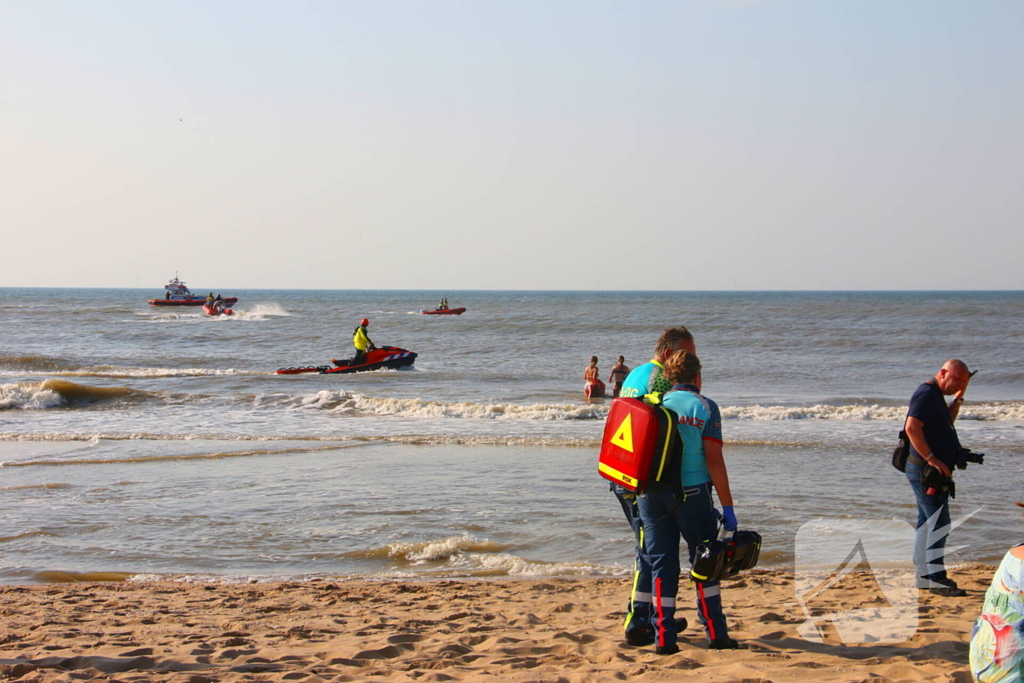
[2,288,1023,585]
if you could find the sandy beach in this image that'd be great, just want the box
[0,565,989,683]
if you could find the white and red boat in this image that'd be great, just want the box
[148,276,237,307]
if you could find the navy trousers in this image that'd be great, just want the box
[637,482,729,647]
[613,483,652,638]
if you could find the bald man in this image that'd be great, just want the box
[903,359,973,597]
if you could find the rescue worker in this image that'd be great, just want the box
[351,318,374,366]
[614,327,695,646]
[206,292,214,303]
[639,349,738,653]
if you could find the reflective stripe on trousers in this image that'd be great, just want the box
[613,484,653,635]
[638,483,729,646]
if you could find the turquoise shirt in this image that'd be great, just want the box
[619,360,671,398]
[661,384,723,487]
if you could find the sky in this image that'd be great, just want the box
[2,1,1022,290]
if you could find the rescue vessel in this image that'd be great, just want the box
[421,307,466,315]
[148,276,238,307]
[202,302,234,316]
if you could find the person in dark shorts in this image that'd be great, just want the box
[608,356,629,397]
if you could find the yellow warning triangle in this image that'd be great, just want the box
[610,413,634,452]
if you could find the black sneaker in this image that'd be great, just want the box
[654,644,680,655]
[709,637,739,650]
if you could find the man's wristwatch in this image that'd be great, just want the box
[953,397,964,404]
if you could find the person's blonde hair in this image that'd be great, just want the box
[663,349,701,385]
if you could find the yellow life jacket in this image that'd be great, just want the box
[353,326,371,351]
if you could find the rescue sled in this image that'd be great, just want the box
[585,380,606,398]
[203,302,234,316]
[421,307,466,315]
[275,346,418,375]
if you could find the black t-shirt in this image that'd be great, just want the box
[907,381,962,467]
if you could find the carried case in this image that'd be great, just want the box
[690,529,763,582]
[597,396,680,493]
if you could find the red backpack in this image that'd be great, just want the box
[598,394,681,492]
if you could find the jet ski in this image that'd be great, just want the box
[275,346,417,375]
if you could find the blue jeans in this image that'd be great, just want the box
[613,483,652,637]
[637,482,729,647]
[905,460,951,582]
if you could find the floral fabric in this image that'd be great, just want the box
[971,546,1024,682]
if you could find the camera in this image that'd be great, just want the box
[955,448,985,470]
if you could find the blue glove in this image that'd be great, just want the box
[722,506,738,532]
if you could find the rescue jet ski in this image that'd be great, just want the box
[275,346,418,375]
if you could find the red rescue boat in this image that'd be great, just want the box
[421,307,466,315]
[203,302,234,316]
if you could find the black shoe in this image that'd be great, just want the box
[927,576,967,597]
[624,618,688,647]
[624,629,654,647]
[654,644,680,655]
[709,637,739,650]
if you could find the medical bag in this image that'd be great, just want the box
[597,395,680,493]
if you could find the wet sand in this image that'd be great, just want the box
[0,566,988,682]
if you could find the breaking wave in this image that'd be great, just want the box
[242,303,292,318]
[269,390,1024,422]
[9,366,263,379]
[346,535,626,578]
[0,380,147,410]
[0,354,264,379]
[349,536,512,563]
[269,390,607,420]
[0,354,78,373]
[720,403,1024,422]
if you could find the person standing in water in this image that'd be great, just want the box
[608,356,630,397]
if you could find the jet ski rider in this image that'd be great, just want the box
[352,318,375,366]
